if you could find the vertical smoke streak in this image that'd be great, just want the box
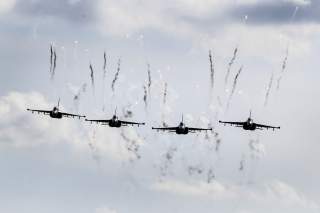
[163,82,168,105]
[50,48,57,80]
[162,82,168,127]
[214,132,222,152]
[53,51,57,73]
[102,51,107,111]
[276,7,298,91]
[147,63,152,95]
[276,47,289,91]
[111,58,121,93]
[89,63,95,91]
[209,50,214,90]
[264,73,274,106]
[143,85,148,111]
[226,66,243,110]
[103,51,107,79]
[225,47,238,85]
[49,44,53,75]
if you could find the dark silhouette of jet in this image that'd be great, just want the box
[27,99,85,119]
[152,115,212,135]
[85,109,145,128]
[219,111,280,131]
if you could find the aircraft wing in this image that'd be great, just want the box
[255,123,280,130]
[61,112,85,119]
[27,109,51,115]
[219,120,244,127]
[85,119,111,124]
[152,127,177,132]
[120,120,145,126]
[188,127,212,132]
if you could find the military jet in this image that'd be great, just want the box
[219,111,280,131]
[152,115,212,135]
[27,99,85,119]
[85,109,145,128]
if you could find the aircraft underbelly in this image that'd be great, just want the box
[50,112,62,119]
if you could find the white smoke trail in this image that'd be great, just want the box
[264,72,274,106]
[143,85,148,111]
[209,50,214,90]
[89,63,95,92]
[276,47,289,90]
[226,66,243,110]
[111,58,121,93]
[103,51,107,79]
[147,63,152,95]
[225,47,238,86]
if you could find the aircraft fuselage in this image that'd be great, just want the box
[176,127,189,134]
[176,122,188,134]
[49,108,62,119]
[108,120,122,127]
[243,119,256,130]
[107,116,122,127]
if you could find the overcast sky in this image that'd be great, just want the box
[1,0,320,212]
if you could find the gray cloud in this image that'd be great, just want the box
[14,0,96,23]
[230,1,320,25]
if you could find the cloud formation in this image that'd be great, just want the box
[0,91,145,162]
[0,0,16,14]
[230,0,320,25]
[14,0,95,23]
[152,179,319,212]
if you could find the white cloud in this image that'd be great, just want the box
[285,0,311,5]
[151,179,236,199]
[0,0,15,14]
[0,91,82,148]
[264,181,319,209]
[151,179,319,211]
[0,91,145,162]
[95,0,320,64]
[96,0,229,37]
[95,206,118,213]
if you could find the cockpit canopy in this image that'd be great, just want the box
[112,115,118,120]
[53,107,59,113]
[247,118,253,124]
[179,122,185,128]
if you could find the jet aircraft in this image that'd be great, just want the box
[152,115,212,134]
[219,111,280,131]
[85,109,145,128]
[27,99,85,119]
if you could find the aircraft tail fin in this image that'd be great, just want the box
[57,98,60,109]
